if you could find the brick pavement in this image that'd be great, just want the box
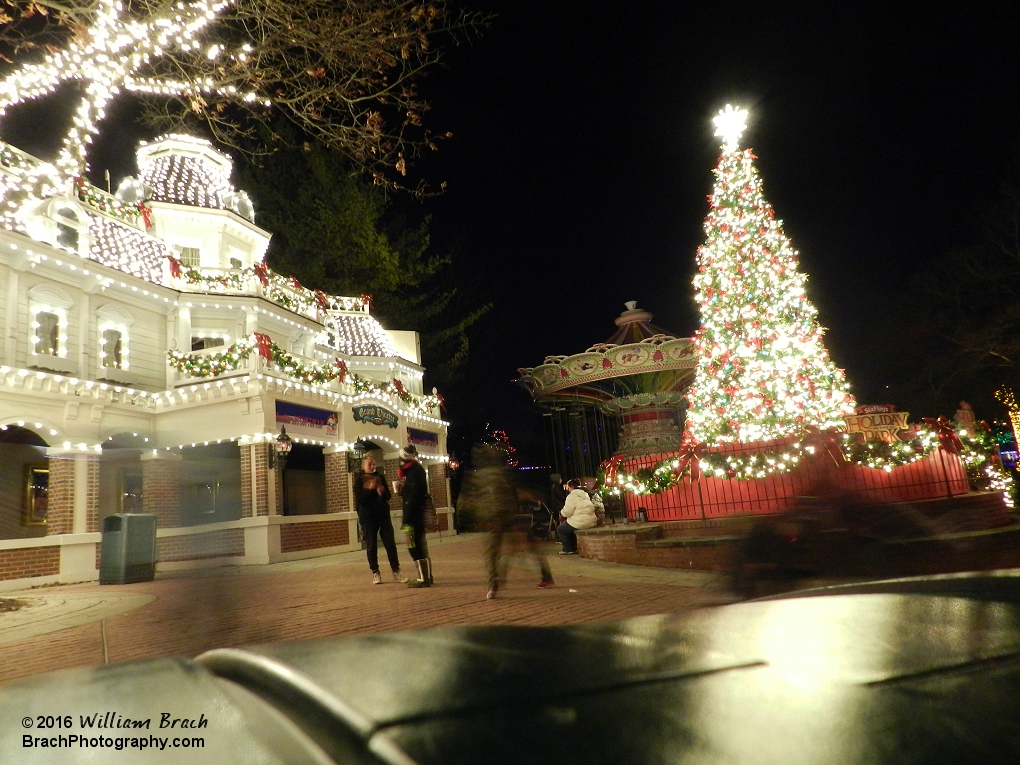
[0,534,733,685]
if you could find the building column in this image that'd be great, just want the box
[323,447,353,514]
[141,451,182,528]
[45,450,100,536]
[241,443,271,517]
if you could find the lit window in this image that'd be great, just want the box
[56,207,80,250]
[192,336,225,351]
[35,311,60,356]
[102,328,123,368]
[180,247,201,268]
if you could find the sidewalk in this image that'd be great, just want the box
[0,534,733,685]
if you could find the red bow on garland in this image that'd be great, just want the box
[673,435,705,481]
[334,358,347,382]
[359,294,373,309]
[600,454,626,486]
[802,426,846,466]
[435,392,446,411]
[253,262,270,288]
[392,378,407,398]
[167,255,182,280]
[253,332,273,361]
[291,276,302,291]
[922,416,962,454]
[314,290,329,314]
[139,203,153,228]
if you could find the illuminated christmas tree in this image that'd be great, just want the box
[685,106,855,444]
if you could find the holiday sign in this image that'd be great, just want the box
[844,405,909,443]
[276,401,339,437]
[407,428,439,448]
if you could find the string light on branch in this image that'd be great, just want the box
[0,0,269,179]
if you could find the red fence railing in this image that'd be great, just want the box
[622,441,971,521]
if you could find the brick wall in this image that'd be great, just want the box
[324,452,352,513]
[577,528,740,572]
[427,463,449,506]
[157,529,244,562]
[46,457,75,535]
[279,520,349,553]
[0,545,60,581]
[142,457,180,528]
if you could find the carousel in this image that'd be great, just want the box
[515,301,696,480]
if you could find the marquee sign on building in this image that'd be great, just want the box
[353,404,399,429]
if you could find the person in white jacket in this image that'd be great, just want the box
[557,479,596,555]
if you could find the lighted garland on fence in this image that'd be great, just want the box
[166,256,371,316]
[599,423,1008,499]
[166,334,441,415]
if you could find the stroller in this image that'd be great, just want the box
[526,501,558,542]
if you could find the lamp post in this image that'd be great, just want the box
[271,426,293,514]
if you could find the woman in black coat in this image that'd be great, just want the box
[354,455,406,585]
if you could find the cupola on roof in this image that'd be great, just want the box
[135,134,254,221]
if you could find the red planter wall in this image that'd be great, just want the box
[623,442,971,521]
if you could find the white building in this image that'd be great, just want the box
[0,135,452,591]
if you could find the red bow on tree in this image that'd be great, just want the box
[167,255,182,279]
[139,203,153,228]
[803,426,846,466]
[922,416,962,454]
[253,262,270,288]
[600,454,626,486]
[253,332,273,361]
[334,358,347,382]
[673,435,705,481]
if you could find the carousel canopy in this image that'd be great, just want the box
[516,302,696,408]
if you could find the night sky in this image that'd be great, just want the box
[417,2,1020,462]
[3,2,1020,464]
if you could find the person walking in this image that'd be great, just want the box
[557,479,597,554]
[354,455,406,584]
[397,444,433,588]
[459,442,554,601]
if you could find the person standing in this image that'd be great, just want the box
[557,479,597,554]
[398,444,432,587]
[459,443,554,601]
[354,455,406,584]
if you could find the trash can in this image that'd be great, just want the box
[99,513,157,584]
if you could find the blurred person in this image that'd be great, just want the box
[460,442,553,600]
[354,455,406,585]
[398,444,433,588]
[557,479,597,554]
[550,474,567,517]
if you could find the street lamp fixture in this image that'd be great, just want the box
[269,426,293,471]
[346,438,367,473]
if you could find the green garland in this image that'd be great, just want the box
[170,257,370,316]
[167,334,441,416]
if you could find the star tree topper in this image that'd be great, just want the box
[0,0,266,179]
[713,104,748,153]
